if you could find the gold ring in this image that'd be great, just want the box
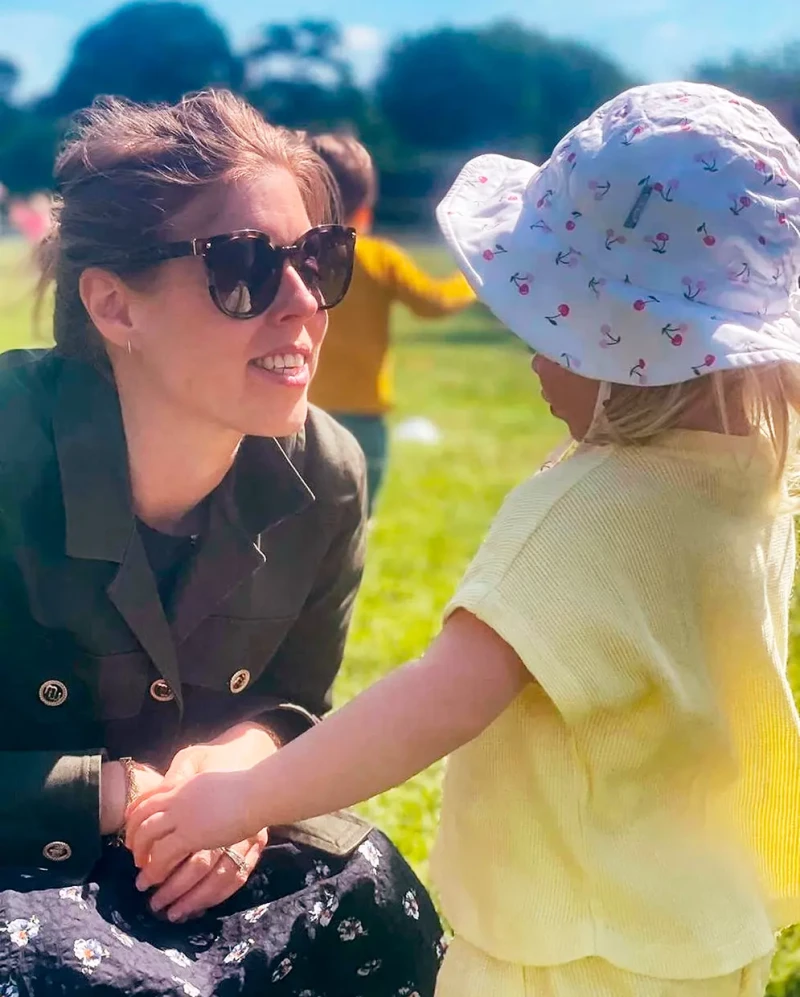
[221,846,248,875]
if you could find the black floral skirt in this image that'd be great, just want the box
[0,829,443,996]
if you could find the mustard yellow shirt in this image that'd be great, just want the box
[309,236,474,415]
[435,432,800,979]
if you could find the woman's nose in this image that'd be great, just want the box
[270,264,320,324]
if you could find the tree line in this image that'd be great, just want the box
[1,0,799,227]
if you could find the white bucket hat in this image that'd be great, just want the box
[436,82,800,386]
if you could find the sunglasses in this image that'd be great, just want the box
[133,225,356,320]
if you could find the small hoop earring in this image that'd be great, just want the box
[126,340,132,356]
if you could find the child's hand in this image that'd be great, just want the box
[126,769,260,885]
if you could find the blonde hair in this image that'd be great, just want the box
[586,365,800,496]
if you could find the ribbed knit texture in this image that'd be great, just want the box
[436,937,772,997]
[434,431,800,980]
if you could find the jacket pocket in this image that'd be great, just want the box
[177,615,296,690]
[78,650,152,720]
[273,811,373,857]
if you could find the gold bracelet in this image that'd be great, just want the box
[116,756,138,845]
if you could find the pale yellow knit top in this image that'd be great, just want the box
[434,431,800,979]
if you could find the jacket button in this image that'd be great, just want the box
[43,840,72,863]
[149,679,175,703]
[38,680,68,707]
[229,669,251,694]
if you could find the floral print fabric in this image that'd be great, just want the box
[0,832,442,996]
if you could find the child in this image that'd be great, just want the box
[129,83,800,996]
[306,132,475,515]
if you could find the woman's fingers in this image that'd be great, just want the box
[163,746,204,786]
[148,849,221,914]
[164,840,263,922]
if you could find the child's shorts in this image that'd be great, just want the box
[436,936,772,997]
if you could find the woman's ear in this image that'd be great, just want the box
[78,268,136,351]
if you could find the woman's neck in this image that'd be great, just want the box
[112,365,243,535]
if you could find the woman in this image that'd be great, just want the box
[0,90,442,997]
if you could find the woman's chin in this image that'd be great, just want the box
[246,400,308,440]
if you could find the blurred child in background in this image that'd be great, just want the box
[307,133,475,515]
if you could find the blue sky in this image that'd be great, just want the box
[1,0,798,99]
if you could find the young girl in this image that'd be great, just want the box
[128,82,800,996]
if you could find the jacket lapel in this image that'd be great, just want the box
[107,529,184,710]
[53,356,315,675]
[171,435,314,644]
[53,357,184,711]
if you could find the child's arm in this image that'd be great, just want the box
[126,610,530,880]
[379,240,475,318]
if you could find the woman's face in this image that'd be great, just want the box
[531,354,601,440]
[118,169,327,440]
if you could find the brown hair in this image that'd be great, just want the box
[306,132,377,221]
[37,89,339,362]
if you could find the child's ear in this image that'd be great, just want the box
[350,206,374,234]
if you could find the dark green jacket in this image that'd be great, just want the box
[0,349,366,884]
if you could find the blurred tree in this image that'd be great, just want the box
[0,57,20,105]
[0,115,61,194]
[377,22,632,159]
[245,20,367,130]
[0,57,58,194]
[696,44,800,133]
[42,1,244,116]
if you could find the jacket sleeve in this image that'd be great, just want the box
[0,498,105,882]
[253,443,368,742]
[380,239,476,318]
[0,751,103,881]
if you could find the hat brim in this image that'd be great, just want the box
[437,154,800,386]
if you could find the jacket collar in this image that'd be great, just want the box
[52,357,315,703]
[53,357,314,564]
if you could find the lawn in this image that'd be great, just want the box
[1,237,799,994]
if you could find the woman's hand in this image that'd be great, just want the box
[161,721,280,787]
[126,722,279,901]
[126,769,263,884]
[143,829,269,922]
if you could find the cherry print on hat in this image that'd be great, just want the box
[589,180,611,200]
[682,277,707,301]
[600,324,621,348]
[510,273,533,295]
[546,304,571,326]
[644,232,670,254]
[661,323,687,346]
[436,80,800,386]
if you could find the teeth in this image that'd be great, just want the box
[253,353,307,371]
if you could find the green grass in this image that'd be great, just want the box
[0,238,798,994]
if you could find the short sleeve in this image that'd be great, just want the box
[445,465,708,725]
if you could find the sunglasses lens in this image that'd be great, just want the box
[292,227,354,310]
[206,236,280,318]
